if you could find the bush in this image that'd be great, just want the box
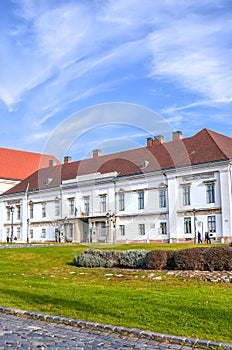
[173,247,232,271]
[74,249,147,268]
[174,248,206,271]
[74,249,122,268]
[203,246,232,271]
[119,250,147,268]
[145,250,175,270]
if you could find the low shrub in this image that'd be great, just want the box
[174,247,206,271]
[145,250,175,270]
[74,249,122,268]
[119,250,147,268]
[203,246,232,271]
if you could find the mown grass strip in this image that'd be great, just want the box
[0,244,231,342]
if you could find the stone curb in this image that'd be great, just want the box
[0,306,231,349]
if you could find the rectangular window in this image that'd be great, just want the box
[16,206,21,220]
[84,197,90,216]
[208,215,216,233]
[138,223,145,235]
[55,201,60,216]
[159,189,166,208]
[184,217,192,234]
[119,224,125,236]
[41,228,46,238]
[30,229,33,239]
[119,192,125,211]
[7,208,10,221]
[138,191,144,210]
[183,186,191,206]
[69,199,75,215]
[65,224,73,240]
[101,222,107,229]
[100,195,107,213]
[160,222,167,235]
[16,227,20,239]
[42,203,46,218]
[29,204,34,219]
[6,228,10,239]
[206,183,215,203]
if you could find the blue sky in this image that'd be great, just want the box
[0,0,232,161]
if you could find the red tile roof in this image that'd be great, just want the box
[3,128,232,195]
[0,148,60,181]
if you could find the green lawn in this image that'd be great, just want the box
[0,244,231,342]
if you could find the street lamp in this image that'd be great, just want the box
[27,218,30,244]
[106,212,116,243]
[10,206,15,243]
[193,208,197,244]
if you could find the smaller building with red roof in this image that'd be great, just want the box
[0,148,60,194]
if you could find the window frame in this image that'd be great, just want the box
[100,195,107,213]
[208,215,216,233]
[160,222,167,235]
[41,228,46,238]
[183,185,191,206]
[55,201,60,216]
[69,198,75,215]
[119,224,125,236]
[84,196,90,216]
[7,208,10,221]
[138,191,144,210]
[159,189,167,208]
[16,206,21,220]
[206,182,215,204]
[184,217,192,234]
[119,192,125,211]
[138,223,145,235]
[29,204,34,219]
[42,203,46,218]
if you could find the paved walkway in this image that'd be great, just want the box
[0,312,197,350]
[0,308,231,349]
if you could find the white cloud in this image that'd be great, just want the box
[0,0,232,149]
[147,13,232,101]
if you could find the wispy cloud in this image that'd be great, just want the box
[0,0,232,154]
[147,9,232,102]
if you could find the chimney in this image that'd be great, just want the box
[172,131,183,141]
[93,149,102,158]
[49,159,56,167]
[147,137,153,147]
[153,135,164,145]
[64,156,72,164]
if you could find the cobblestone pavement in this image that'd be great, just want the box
[0,311,232,350]
[0,313,189,350]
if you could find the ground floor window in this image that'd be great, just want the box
[65,224,73,240]
[16,226,21,240]
[208,215,216,232]
[119,225,125,236]
[41,228,46,238]
[184,217,192,234]
[138,223,145,235]
[160,222,167,235]
[6,228,10,241]
[30,229,33,239]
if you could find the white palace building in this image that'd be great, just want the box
[1,128,232,244]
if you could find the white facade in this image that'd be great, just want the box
[1,160,231,244]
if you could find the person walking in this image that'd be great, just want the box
[205,231,211,244]
[197,231,202,243]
